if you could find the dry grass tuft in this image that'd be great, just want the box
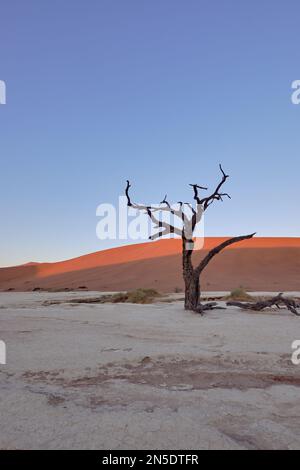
[109,288,161,304]
[43,288,162,306]
[226,287,253,301]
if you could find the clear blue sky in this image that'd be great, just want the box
[1,0,299,266]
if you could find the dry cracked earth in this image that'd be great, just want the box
[0,291,300,450]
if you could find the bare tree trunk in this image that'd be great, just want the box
[182,238,200,310]
[184,270,200,310]
[183,233,256,312]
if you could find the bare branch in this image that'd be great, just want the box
[227,293,300,316]
[125,180,132,206]
[126,181,185,220]
[189,184,208,204]
[124,180,182,240]
[200,164,231,210]
[191,204,203,231]
[160,194,170,208]
[147,209,182,239]
[194,232,256,277]
[193,302,227,314]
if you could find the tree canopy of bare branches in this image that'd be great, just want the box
[125,165,255,312]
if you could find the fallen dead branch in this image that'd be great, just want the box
[194,302,227,315]
[227,293,300,316]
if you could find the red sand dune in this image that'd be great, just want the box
[0,237,299,292]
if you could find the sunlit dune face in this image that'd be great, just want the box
[0,237,299,292]
[31,237,300,278]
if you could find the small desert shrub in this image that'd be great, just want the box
[227,287,253,301]
[111,288,161,304]
[44,289,161,306]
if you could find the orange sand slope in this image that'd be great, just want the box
[0,237,299,292]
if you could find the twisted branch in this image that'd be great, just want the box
[227,293,300,316]
[194,233,256,277]
[198,164,231,210]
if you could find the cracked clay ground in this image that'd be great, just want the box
[0,291,300,449]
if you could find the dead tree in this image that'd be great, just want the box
[125,165,255,313]
[227,293,300,316]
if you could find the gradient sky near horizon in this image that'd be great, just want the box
[1,0,300,267]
